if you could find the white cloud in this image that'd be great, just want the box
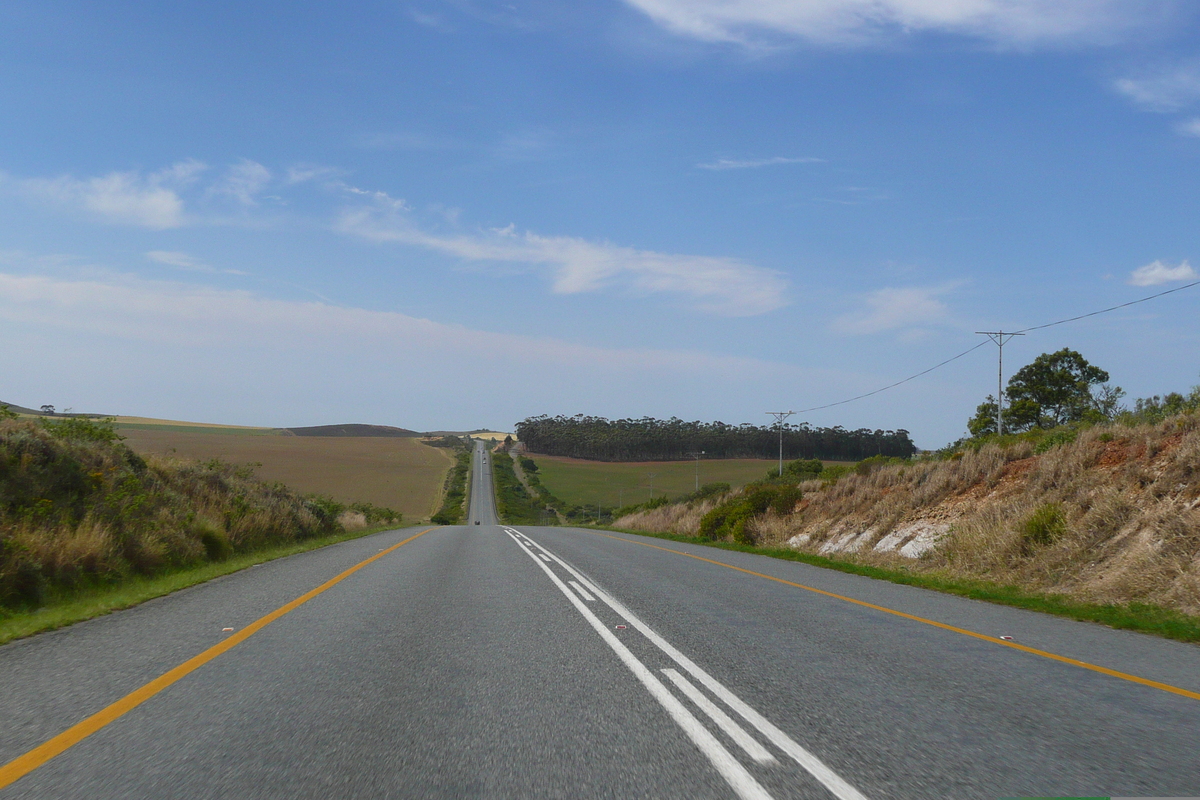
[13,160,206,229]
[1174,117,1200,136]
[336,195,787,316]
[1128,259,1197,286]
[0,270,776,382]
[1114,62,1200,111]
[621,0,1164,48]
[285,164,342,184]
[211,159,271,205]
[698,156,823,170]
[146,250,249,276]
[833,286,950,334]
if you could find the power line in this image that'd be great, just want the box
[1013,278,1200,333]
[796,342,988,414]
[795,279,1199,416]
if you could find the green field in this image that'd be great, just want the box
[531,455,795,509]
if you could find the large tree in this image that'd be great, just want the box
[968,348,1122,434]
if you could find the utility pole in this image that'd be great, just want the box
[686,451,705,491]
[975,331,1025,436]
[766,411,795,476]
[647,472,657,500]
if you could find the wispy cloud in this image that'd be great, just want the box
[146,250,249,276]
[698,156,823,170]
[409,8,454,32]
[285,164,343,184]
[1114,62,1200,112]
[335,192,787,316]
[210,159,271,206]
[621,0,1165,48]
[0,270,775,377]
[11,160,206,229]
[1128,259,1197,286]
[833,286,951,335]
[1174,117,1200,137]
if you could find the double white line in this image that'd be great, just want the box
[503,528,867,800]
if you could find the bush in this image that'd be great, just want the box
[1023,503,1067,548]
[818,464,853,484]
[492,453,548,525]
[40,416,122,444]
[432,448,470,525]
[194,519,232,561]
[349,501,402,526]
[1033,428,1079,454]
[698,483,802,545]
[781,459,824,480]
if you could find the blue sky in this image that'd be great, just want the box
[2,0,1198,448]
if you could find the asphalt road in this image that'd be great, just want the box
[2,444,1200,798]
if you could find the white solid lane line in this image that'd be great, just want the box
[568,580,597,602]
[504,531,774,800]
[518,530,869,800]
[661,669,777,765]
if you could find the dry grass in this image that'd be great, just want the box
[617,414,1200,615]
[119,427,453,521]
[1,417,353,608]
[617,497,723,535]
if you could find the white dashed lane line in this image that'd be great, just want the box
[504,527,868,800]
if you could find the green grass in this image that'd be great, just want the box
[493,453,552,525]
[533,456,847,510]
[596,526,1200,644]
[0,522,417,646]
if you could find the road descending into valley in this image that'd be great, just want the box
[2,440,1200,798]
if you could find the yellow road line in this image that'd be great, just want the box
[0,527,436,791]
[586,530,1200,703]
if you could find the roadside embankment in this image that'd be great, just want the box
[617,414,1200,618]
[0,415,400,618]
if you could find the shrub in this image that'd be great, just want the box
[782,459,824,480]
[686,482,731,503]
[698,483,803,545]
[1033,428,1079,454]
[349,501,401,526]
[818,464,853,484]
[1023,503,1067,548]
[194,519,232,561]
[40,416,122,444]
[431,448,470,525]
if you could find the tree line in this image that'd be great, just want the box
[514,415,916,462]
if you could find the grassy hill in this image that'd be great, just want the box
[0,415,355,611]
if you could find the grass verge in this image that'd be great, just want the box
[0,522,415,646]
[597,525,1200,644]
[493,452,552,525]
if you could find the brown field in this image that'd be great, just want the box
[119,426,454,521]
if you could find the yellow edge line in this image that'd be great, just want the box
[0,527,437,790]
[586,530,1200,703]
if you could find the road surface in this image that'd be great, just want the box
[2,443,1199,798]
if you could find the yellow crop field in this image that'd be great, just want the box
[119,426,454,521]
